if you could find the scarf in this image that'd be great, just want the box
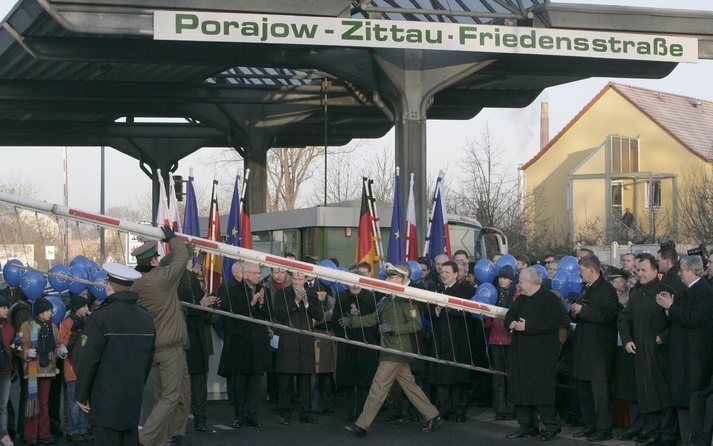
[25,318,55,418]
[270,278,286,291]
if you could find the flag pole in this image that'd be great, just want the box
[365,177,385,271]
[405,172,414,260]
[422,170,443,257]
[208,177,218,295]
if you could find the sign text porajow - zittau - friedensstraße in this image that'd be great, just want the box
[154,11,698,63]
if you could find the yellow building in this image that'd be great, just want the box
[522,83,713,247]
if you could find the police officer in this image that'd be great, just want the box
[75,262,155,446]
[341,262,442,438]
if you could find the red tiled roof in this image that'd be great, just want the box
[523,82,713,169]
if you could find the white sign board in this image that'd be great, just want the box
[125,232,144,266]
[154,11,698,63]
[45,246,55,261]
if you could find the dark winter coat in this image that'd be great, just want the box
[333,289,379,387]
[427,281,473,385]
[75,291,155,430]
[177,270,215,375]
[273,286,325,374]
[572,275,620,381]
[217,280,272,376]
[618,278,674,413]
[666,278,713,407]
[661,264,686,299]
[505,287,562,406]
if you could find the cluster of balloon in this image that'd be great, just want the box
[407,260,422,284]
[550,255,583,300]
[48,264,71,293]
[473,259,496,285]
[470,282,498,320]
[90,270,109,301]
[46,295,66,327]
[2,259,25,287]
[20,270,47,302]
[317,259,338,288]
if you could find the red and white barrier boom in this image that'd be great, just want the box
[0,191,507,319]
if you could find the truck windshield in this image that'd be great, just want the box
[449,223,483,260]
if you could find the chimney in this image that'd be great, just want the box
[540,102,549,150]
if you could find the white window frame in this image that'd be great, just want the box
[609,136,641,174]
[644,180,662,210]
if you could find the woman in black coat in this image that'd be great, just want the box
[273,272,325,424]
[332,286,379,420]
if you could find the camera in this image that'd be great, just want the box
[659,240,676,251]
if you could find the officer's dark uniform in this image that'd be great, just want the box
[75,289,155,446]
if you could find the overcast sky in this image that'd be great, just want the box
[1,0,712,215]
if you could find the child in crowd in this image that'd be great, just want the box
[16,297,65,445]
[59,296,90,442]
[0,297,15,446]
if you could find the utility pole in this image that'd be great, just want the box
[99,146,106,261]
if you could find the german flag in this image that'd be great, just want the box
[355,180,377,276]
[204,180,222,294]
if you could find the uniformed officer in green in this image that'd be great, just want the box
[342,262,442,438]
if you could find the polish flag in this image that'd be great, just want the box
[404,173,419,261]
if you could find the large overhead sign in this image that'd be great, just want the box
[154,11,698,63]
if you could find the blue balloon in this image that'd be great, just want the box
[2,259,24,287]
[551,270,570,294]
[46,295,66,327]
[558,256,579,273]
[407,260,422,284]
[69,255,91,270]
[495,255,518,274]
[474,259,496,285]
[333,267,348,293]
[565,271,583,298]
[20,270,46,302]
[378,268,387,280]
[531,264,548,281]
[48,264,71,293]
[318,259,337,287]
[474,282,498,306]
[68,265,89,295]
[85,261,100,277]
[89,270,108,301]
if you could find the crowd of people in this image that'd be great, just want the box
[0,226,712,446]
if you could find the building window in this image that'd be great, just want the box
[644,180,662,209]
[610,136,639,173]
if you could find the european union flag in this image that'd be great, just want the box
[386,169,405,264]
[223,175,241,283]
[427,178,447,260]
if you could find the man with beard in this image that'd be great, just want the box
[570,256,619,442]
[618,254,677,446]
[218,262,272,428]
[505,267,563,442]
[428,261,473,422]
[655,256,713,443]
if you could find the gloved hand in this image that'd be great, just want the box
[56,345,68,358]
[161,225,176,242]
[379,323,394,334]
[338,317,352,328]
[27,348,37,359]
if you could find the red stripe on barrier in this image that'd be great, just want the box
[178,236,219,249]
[266,256,315,272]
[359,277,404,292]
[448,297,489,312]
[69,209,120,227]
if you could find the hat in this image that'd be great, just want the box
[0,296,10,309]
[606,265,630,281]
[102,262,142,286]
[70,295,88,312]
[384,262,408,278]
[32,297,53,317]
[131,242,157,261]
[497,265,515,281]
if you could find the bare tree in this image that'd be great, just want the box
[267,147,324,211]
[312,150,360,205]
[679,167,713,243]
[363,146,395,202]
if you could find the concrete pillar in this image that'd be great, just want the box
[372,49,496,235]
[242,144,269,215]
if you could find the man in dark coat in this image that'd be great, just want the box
[75,263,155,446]
[505,267,563,442]
[658,246,685,298]
[332,276,379,421]
[655,255,713,443]
[177,263,215,432]
[427,261,472,422]
[570,255,619,441]
[218,262,271,428]
[273,271,324,425]
[618,254,677,446]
